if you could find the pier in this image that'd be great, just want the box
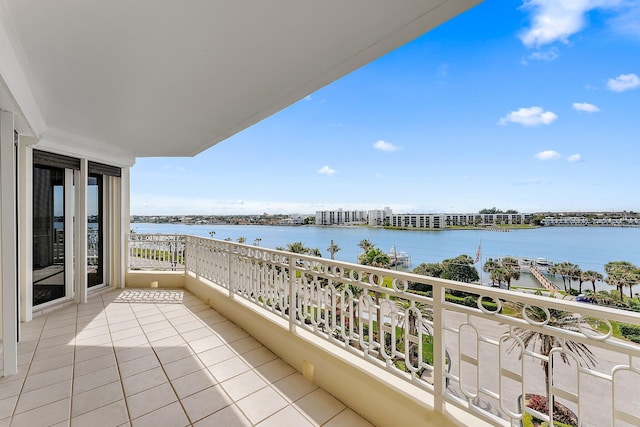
[528,265,558,294]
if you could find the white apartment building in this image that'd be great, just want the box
[315,209,367,226]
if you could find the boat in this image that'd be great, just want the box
[388,245,411,267]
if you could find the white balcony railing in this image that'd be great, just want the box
[128,234,640,427]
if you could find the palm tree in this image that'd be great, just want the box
[237,236,247,244]
[605,261,637,300]
[253,238,261,246]
[358,247,390,268]
[508,305,597,415]
[358,239,374,253]
[484,257,519,289]
[483,258,501,286]
[549,262,580,292]
[327,240,340,260]
[308,247,322,257]
[581,270,603,293]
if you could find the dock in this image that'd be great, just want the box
[528,265,558,294]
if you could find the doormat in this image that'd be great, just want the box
[114,290,184,304]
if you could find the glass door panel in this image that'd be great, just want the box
[32,166,66,305]
[88,174,103,287]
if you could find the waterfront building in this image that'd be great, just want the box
[315,209,367,226]
[389,212,533,228]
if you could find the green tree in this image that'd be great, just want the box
[482,258,501,286]
[581,270,603,293]
[441,255,479,283]
[358,247,390,268]
[237,236,247,244]
[327,240,340,260]
[358,239,374,253]
[605,261,639,299]
[408,263,442,293]
[549,261,580,292]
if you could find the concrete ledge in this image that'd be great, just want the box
[125,270,185,288]
[183,273,485,427]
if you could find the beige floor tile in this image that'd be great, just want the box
[215,326,249,343]
[254,359,296,383]
[113,344,154,364]
[137,314,165,326]
[112,334,150,349]
[126,383,177,419]
[75,345,114,363]
[118,353,160,378]
[272,373,318,403]
[188,335,224,354]
[0,417,10,427]
[74,353,116,377]
[170,369,217,399]
[73,365,120,395]
[293,389,345,425]
[70,399,128,427]
[172,317,203,332]
[181,384,233,423]
[75,327,110,341]
[14,379,71,414]
[32,343,75,361]
[130,401,189,427]
[122,366,168,397]
[10,397,70,427]
[240,346,277,368]
[0,377,24,400]
[197,345,236,367]
[163,354,205,380]
[17,341,38,355]
[71,381,124,417]
[180,327,214,342]
[193,404,251,427]
[140,320,172,334]
[109,319,141,333]
[227,336,263,354]
[36,333,76,350]
[22,365,73,392]
[236,386,288,424]
[41,324,77,339]
[155,345,194,365]
[144,327,178,342]
[149,335,186,351]
[220,370,268,401]
[256,405,314,427]
[28,352,74,375]
[323,408,373,427]
[208,357,251,382]
[0,395,18,419]
[110,326,145,342]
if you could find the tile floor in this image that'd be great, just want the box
[0,289,372,426]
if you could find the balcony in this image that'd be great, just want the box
[3,234,640,426]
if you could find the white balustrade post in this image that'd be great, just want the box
[288,255,296,333]
[432,281,446,414]
[227,243,233,298]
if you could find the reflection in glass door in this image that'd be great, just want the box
[88,173,103,287]
[32,165,67,305]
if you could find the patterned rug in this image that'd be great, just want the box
[114,289,184,304]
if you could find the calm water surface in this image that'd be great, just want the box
[132,223,640,283]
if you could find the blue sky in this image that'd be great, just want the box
[131,0,640,216]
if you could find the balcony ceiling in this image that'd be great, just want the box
[0,1,479,160]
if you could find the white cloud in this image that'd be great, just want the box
[529,48,559,61]
[373,140,399,152]
[498,106,558,126]
[519,0,623,47]
[317,165,337,176]
[607,73,640,92]
[535,150,561,160]
[304,95,312,101]
[572,102,600,112]
[568,153,582,162]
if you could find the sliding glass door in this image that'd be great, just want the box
[88,173,104,288]
[32,165,70,306]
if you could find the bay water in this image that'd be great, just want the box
[131,223,640,291]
